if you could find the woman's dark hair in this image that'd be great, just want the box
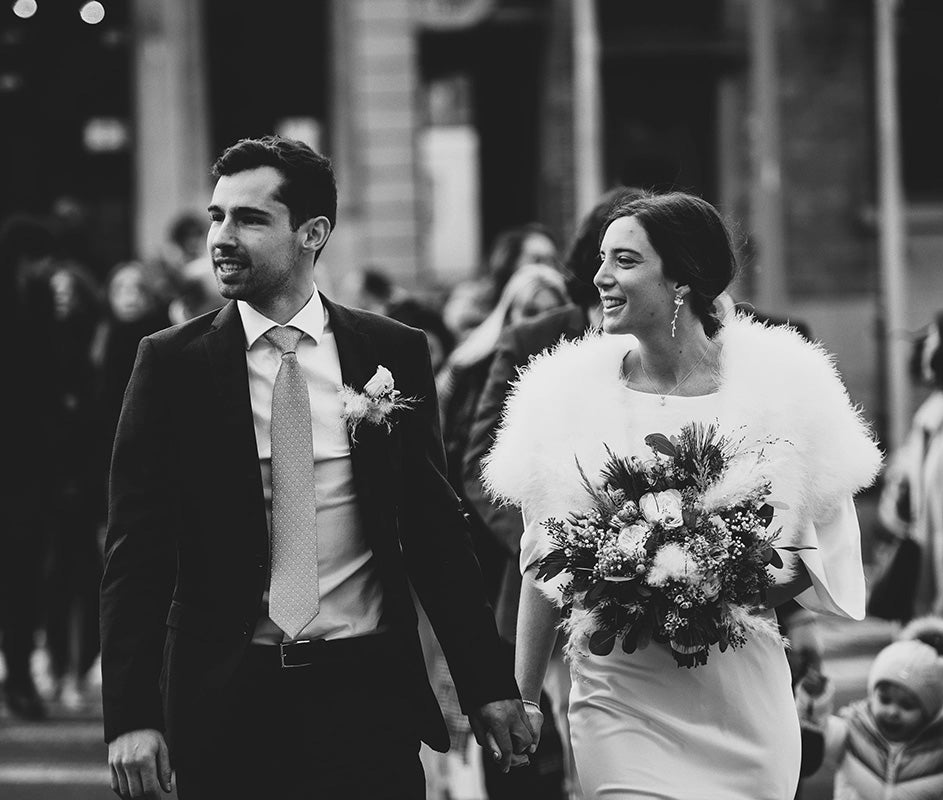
[487,223,557,298]
[563,185,645,308]
[601,192,738,337]
[212,135,337,233]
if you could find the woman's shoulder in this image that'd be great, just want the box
[483,332,635,506]
[720,313,838,380]
[719,313,883,507]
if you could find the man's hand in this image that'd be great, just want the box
[108,729,173,799]
[468,699,535,773]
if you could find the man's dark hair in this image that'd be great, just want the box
[211,136,337,232]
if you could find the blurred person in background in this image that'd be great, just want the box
[167,256,225,325]
[354,266,407,316]
[462,187,639,799]
[386,296,455,375]
[44,261,105,711]
[432,263,568,798]
[879,312,943,617]
[152,212,210,305]
[0,215,58,720]
[439,264,569,499]
[486,223,559,304]
[50,194,101,278]
[442,278,493,346]
[93,261,171,473]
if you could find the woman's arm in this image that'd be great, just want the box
[516,568,563,702]
[515,568,563,748]
[765,560,813,609]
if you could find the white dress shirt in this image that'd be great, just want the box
[237,289,384,643]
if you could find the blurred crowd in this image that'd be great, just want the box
[2,185,942,800]
[0,208,222,722]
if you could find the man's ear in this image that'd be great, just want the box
[300,216,332,254]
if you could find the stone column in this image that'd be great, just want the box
[131,0,211,259]
[324,0,421,296]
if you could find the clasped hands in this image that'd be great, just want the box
[469,698,541,773]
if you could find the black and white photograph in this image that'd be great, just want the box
[1,1,942,798]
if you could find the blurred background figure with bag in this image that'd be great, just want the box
[871,312,943,622]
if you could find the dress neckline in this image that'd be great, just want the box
[622,385,721,401]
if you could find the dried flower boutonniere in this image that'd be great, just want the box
[340,365,415,440]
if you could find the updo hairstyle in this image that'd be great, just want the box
[601,192,738,338]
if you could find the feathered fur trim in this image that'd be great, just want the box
[483,314,883,572]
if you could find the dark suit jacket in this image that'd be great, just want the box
[462,305,588,640]
[100,296,516,755]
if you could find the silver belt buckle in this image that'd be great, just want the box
[279,639,311,669]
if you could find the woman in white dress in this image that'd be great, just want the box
[483,192,883,799]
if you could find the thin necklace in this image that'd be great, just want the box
[634,343,714,406]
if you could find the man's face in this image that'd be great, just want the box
[207,166,312,320]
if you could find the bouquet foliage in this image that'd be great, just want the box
[538,422,807,668]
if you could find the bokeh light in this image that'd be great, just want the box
[79,1,104,25]
[12,0,38,19]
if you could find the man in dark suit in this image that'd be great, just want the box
[100,136,530,799]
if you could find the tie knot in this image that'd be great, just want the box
[264,325,304,356]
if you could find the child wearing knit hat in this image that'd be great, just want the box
[797,635,943,799]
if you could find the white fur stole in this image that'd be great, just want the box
[483,314,883,577]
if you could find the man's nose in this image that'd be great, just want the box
[210,217,236,249]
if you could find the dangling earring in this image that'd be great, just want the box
[670,292,684,338]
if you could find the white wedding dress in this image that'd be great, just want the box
[522,390,860,799]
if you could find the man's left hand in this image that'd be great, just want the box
[468,699,535,773]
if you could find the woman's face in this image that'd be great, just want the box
[517,233,558,270]
[594,215,675,336]
[109,267,152,323]
[50,270,78,320]
[870,681,927,742]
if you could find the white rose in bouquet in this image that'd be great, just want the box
[639,489,684,529]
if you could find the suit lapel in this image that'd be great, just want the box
[323,295,373,399]
[321,295,392,532]
[204,302,253,420]
[202,302,268,538]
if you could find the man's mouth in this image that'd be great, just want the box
[214,259,247,274]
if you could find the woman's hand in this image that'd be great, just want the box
[522,699,544,752]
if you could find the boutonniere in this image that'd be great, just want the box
[340,365,415,440]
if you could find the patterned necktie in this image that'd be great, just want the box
[264,325,319,640]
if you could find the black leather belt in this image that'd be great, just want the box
[250,630,393,669]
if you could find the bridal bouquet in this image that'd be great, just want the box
[538,422,806,668]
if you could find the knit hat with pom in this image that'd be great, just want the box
[899,616,943,656]
[868,639,943,719]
